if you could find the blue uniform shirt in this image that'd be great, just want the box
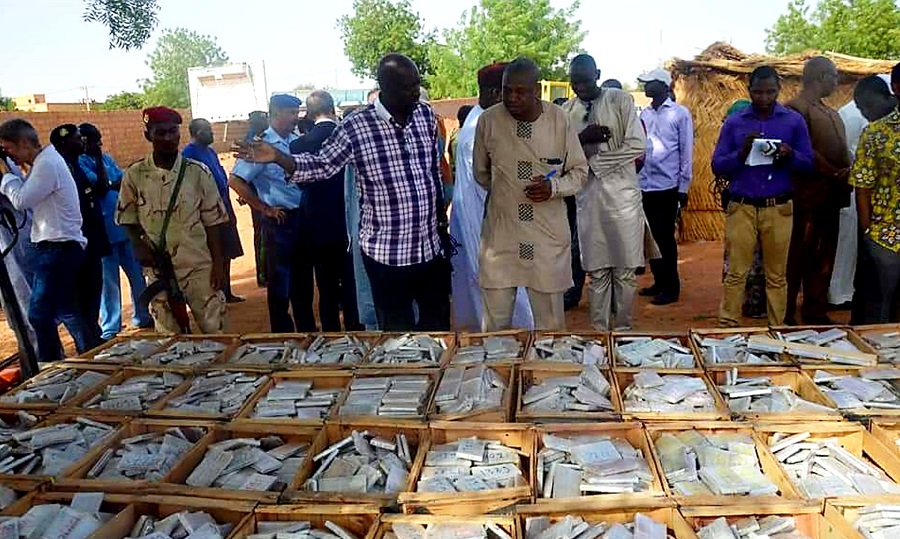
[182,142,233,212]
[78,153,127,244]
[231,127,302,210]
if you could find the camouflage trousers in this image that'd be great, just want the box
[145,264,226,334]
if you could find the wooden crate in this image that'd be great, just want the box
[870,419,900,460]
[70,493,256,539]
[451,330,532,366]
[427,364,516,423]
[517,501,694,539]
[284,421,426,507]
[372,514,517,539]
[823,502,881,539]
[681,503,841,539]
[614,369,731,421]
[55,418,218,494]
[530,422,666,509]
[147,370,270,421]
[231,370,352,427]
[289,332,386,370]
[398,421,534,515]
[0,491,129,528]
[756,421,900,504]
[62,368,187,418]
[161,423,319,503]
[213,334,312,372]
[359,332,457,370]
[333,368,440,426]
[644,421,801,506]
[525,332,611,369]
[706,367,841,421]
[804,367,900,418]
[140,334,240,372]
[0,364,119,412]
[516,364,619,423]
[769,326,879,368]
[69,334,173,366]
[0,413,123,486]
[854,324,900,365]
[233,505,381,539]
[689,327,793,368]
[611,331,696,369]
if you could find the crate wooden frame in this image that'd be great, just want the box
[55,418,218,493]
[614,369,731,421]
[768,326,879,369]
[279,332,386,370]
[215,334,313,372]
[681,502,842,539]
[0,363,119,412]
[62,367,188,418]
[147,369,270,421]
[451,330,532,366]
[0,491,129,528]
[644,420,802,506]
[870,419,900,460]
[849,324,900,365]
[823,502,878,539]
[524,332,612,369]
[706,366,841,421]
[517,501,694,539]
[530,422,667,509]
[284,421,426,507]
[69,334,173,366]
[516,364,619,423]
[689,327,794,368]
[756,421,900,504]
[427,364,516,423]
[231,370,352,427]
[139,334,240,372]
[333,368,440,426]
[359,332,457,369]
[611,331,697,369]
[398,421,534,515]
[805,367,900,418]
[372,513,518,539]
[159,422,319,503]
[235,504,381,539]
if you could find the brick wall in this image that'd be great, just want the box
[0,109,192,166]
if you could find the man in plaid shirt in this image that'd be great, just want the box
[234,54,450,331]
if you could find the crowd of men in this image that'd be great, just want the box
[2,50,900,361]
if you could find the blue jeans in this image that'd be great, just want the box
[100,241,151,339]
[29,241,97,361]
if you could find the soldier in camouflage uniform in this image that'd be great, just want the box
[116,107,229,334]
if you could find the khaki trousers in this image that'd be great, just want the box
[587,268,637,331]
[719,201,793,327]
[482,287,565,331]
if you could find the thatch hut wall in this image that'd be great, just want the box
[671,42,896,242]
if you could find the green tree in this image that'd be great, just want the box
[141,28,228,108]
[96,91,146,110]
[427,0,586,99]
[338,0,434,80]
[0,90,14,112]
[82,0,160,50]
[766,0,900,58]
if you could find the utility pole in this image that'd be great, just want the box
[83,86,91,111]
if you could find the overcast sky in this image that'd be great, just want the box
[0,0,789,102]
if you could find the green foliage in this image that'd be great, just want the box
[83,0,160,50]
[0,90,14,112]
[141,28,228,109]
[426,0,586,99]
[338,0,434,80]
[766,0,900,59]
[96,91,146,110]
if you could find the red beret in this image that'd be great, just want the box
[142,106,183,126]
[477,62,509,88]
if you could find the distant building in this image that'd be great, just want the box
[14,94,89,113]
[188,61,269,123]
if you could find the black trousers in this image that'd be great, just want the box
[73,249,104,349]
[642,187,681,296]
[363,254,451,331]
[264,210,314,333]
[341,251,363,331]
[297,242,347,332]
[564,196,586,305]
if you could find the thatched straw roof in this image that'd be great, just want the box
[669,43,896,242]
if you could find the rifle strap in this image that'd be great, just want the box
[158,158,188,252]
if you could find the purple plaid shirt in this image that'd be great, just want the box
[290,100,442,267]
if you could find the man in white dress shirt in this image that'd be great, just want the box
[0,119,95,362]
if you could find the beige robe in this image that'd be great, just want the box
[563,89,648,271]
[474,102,588,293]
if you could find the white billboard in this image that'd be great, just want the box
[188,61,268,122]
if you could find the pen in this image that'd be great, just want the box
[544,169,558,180]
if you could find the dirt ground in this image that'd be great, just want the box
[0,155,788,359]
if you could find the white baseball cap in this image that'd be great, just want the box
[638,68,673,87]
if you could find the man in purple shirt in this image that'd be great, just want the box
[638,68,694,305]
[712,66,814,327]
